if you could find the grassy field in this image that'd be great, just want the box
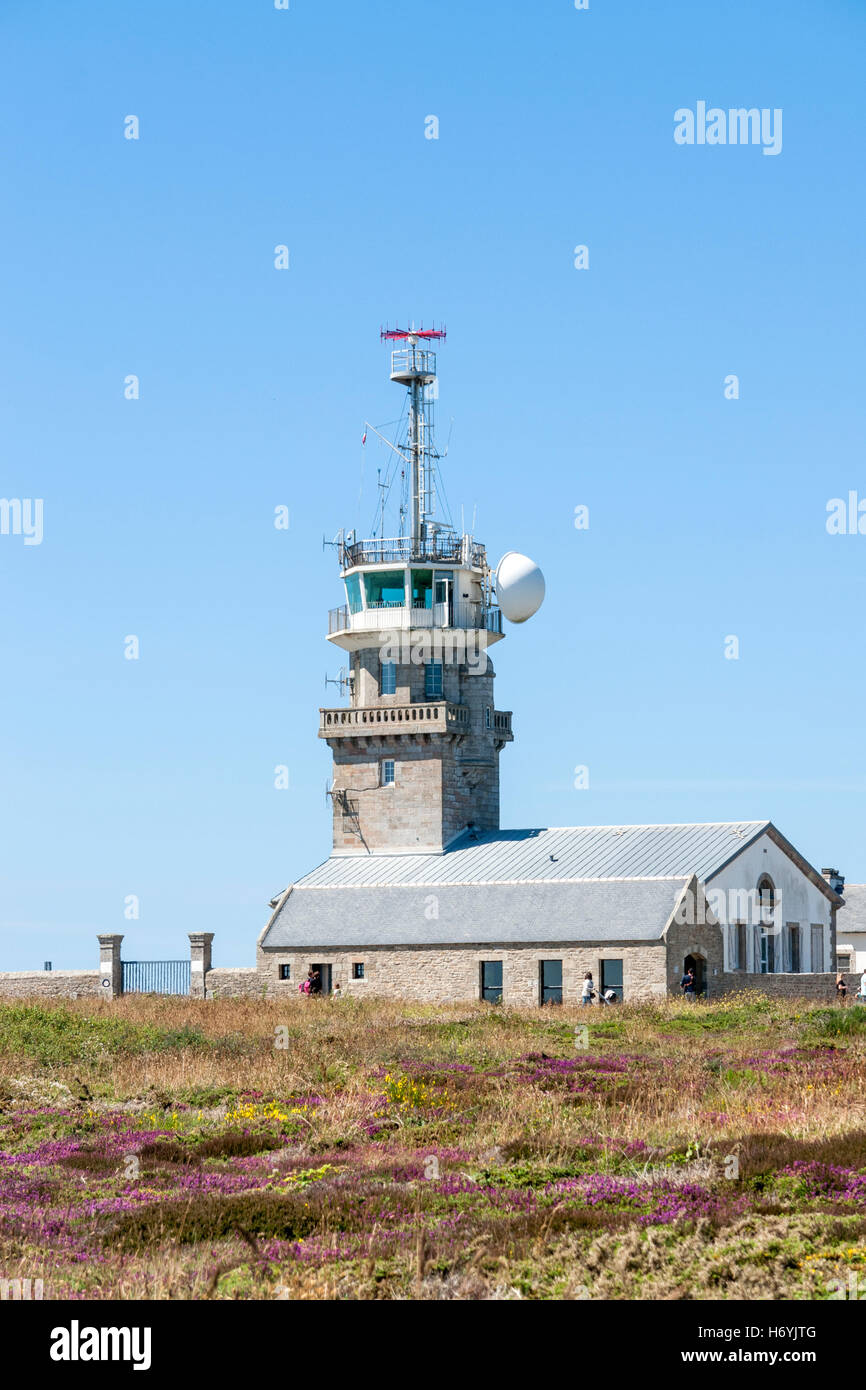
[1,991,865,1300]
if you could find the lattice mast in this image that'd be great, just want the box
[380,326,446,551]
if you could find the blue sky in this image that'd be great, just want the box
[1,0,864,969]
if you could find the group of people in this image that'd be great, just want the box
[581,971,619,1005]
[298,969,343,998]
[836,970,866,1003]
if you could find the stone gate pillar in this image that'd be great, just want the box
[97,935,124,999]
[189,933,214,998]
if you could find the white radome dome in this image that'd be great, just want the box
[495,551,545,623]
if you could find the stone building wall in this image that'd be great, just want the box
[665,911,725,994]
[254,941,669,1004]
[327,650,504,852]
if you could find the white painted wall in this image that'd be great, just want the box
[707,832,833,973]
[835,933,866,975]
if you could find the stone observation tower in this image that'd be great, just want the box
[320,327,544,855]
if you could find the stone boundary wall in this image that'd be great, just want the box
[205,968,265,999]
[716,970,861,1001]
[0,971,101,1000]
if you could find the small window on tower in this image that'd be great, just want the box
[485,707,491,729]
[425,661,443,698]
[381,660,396,695]
[381,759,395,786]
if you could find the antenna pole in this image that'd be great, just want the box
[380,325,446,555]
[409,374,423,549]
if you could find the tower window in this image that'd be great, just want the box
[485,707,491,729]
[345,573,363,615]
[381,660,396,695]
[425,661,443,698]
[411,569,433,609]
[381,759,395,786]
[364,570,406,608]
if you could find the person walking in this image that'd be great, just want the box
[680,967,696,1001]
[581,972,595,1006]
[836,971,848,1003]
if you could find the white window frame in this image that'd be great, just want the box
[425,660,443,698]
[381,758,395,787]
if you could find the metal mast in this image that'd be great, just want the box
[381,325,446,552]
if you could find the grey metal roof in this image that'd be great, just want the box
[293,822,769,889]
[837,885,866,938]
[262,877,689,949]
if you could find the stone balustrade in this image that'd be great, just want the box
[319,701,469,738]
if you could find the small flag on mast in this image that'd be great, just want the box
[361,430,367,445]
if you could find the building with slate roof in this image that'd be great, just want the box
[258,821,842,1002]
[250,337,844,1005]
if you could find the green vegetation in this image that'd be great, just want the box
[0,991,864,1299]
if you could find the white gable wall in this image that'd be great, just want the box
[834,934,866,974]
[708,831,833,973]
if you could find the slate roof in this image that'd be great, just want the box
[259,820,842,950]
[294,822,770,889]
[261,877,690,949]
[837,885,866,938]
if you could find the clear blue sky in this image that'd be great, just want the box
[1,0,864,969]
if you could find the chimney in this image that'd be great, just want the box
[821,867,845,895]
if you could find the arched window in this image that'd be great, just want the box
[757,876,776,973]
[757,875,775,917]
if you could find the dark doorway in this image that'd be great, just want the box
[684,954,706,997]
[540,959,563,1005]
[310,964,332,996]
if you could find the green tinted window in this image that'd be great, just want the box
[345,573,363,614]
[364,570,406,607]
[411,569,433,608]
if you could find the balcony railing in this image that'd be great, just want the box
[328,604,350,634]
[493,710,513,739]
[340,535,487,570]
[327,602,503,637]
[319,702,470,738]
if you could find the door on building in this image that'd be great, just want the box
[540,959,563,1005]
[311,964,332,996]
[433,573,452,628]
[684,953,706,997]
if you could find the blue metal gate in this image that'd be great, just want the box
[121,960,190,996]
